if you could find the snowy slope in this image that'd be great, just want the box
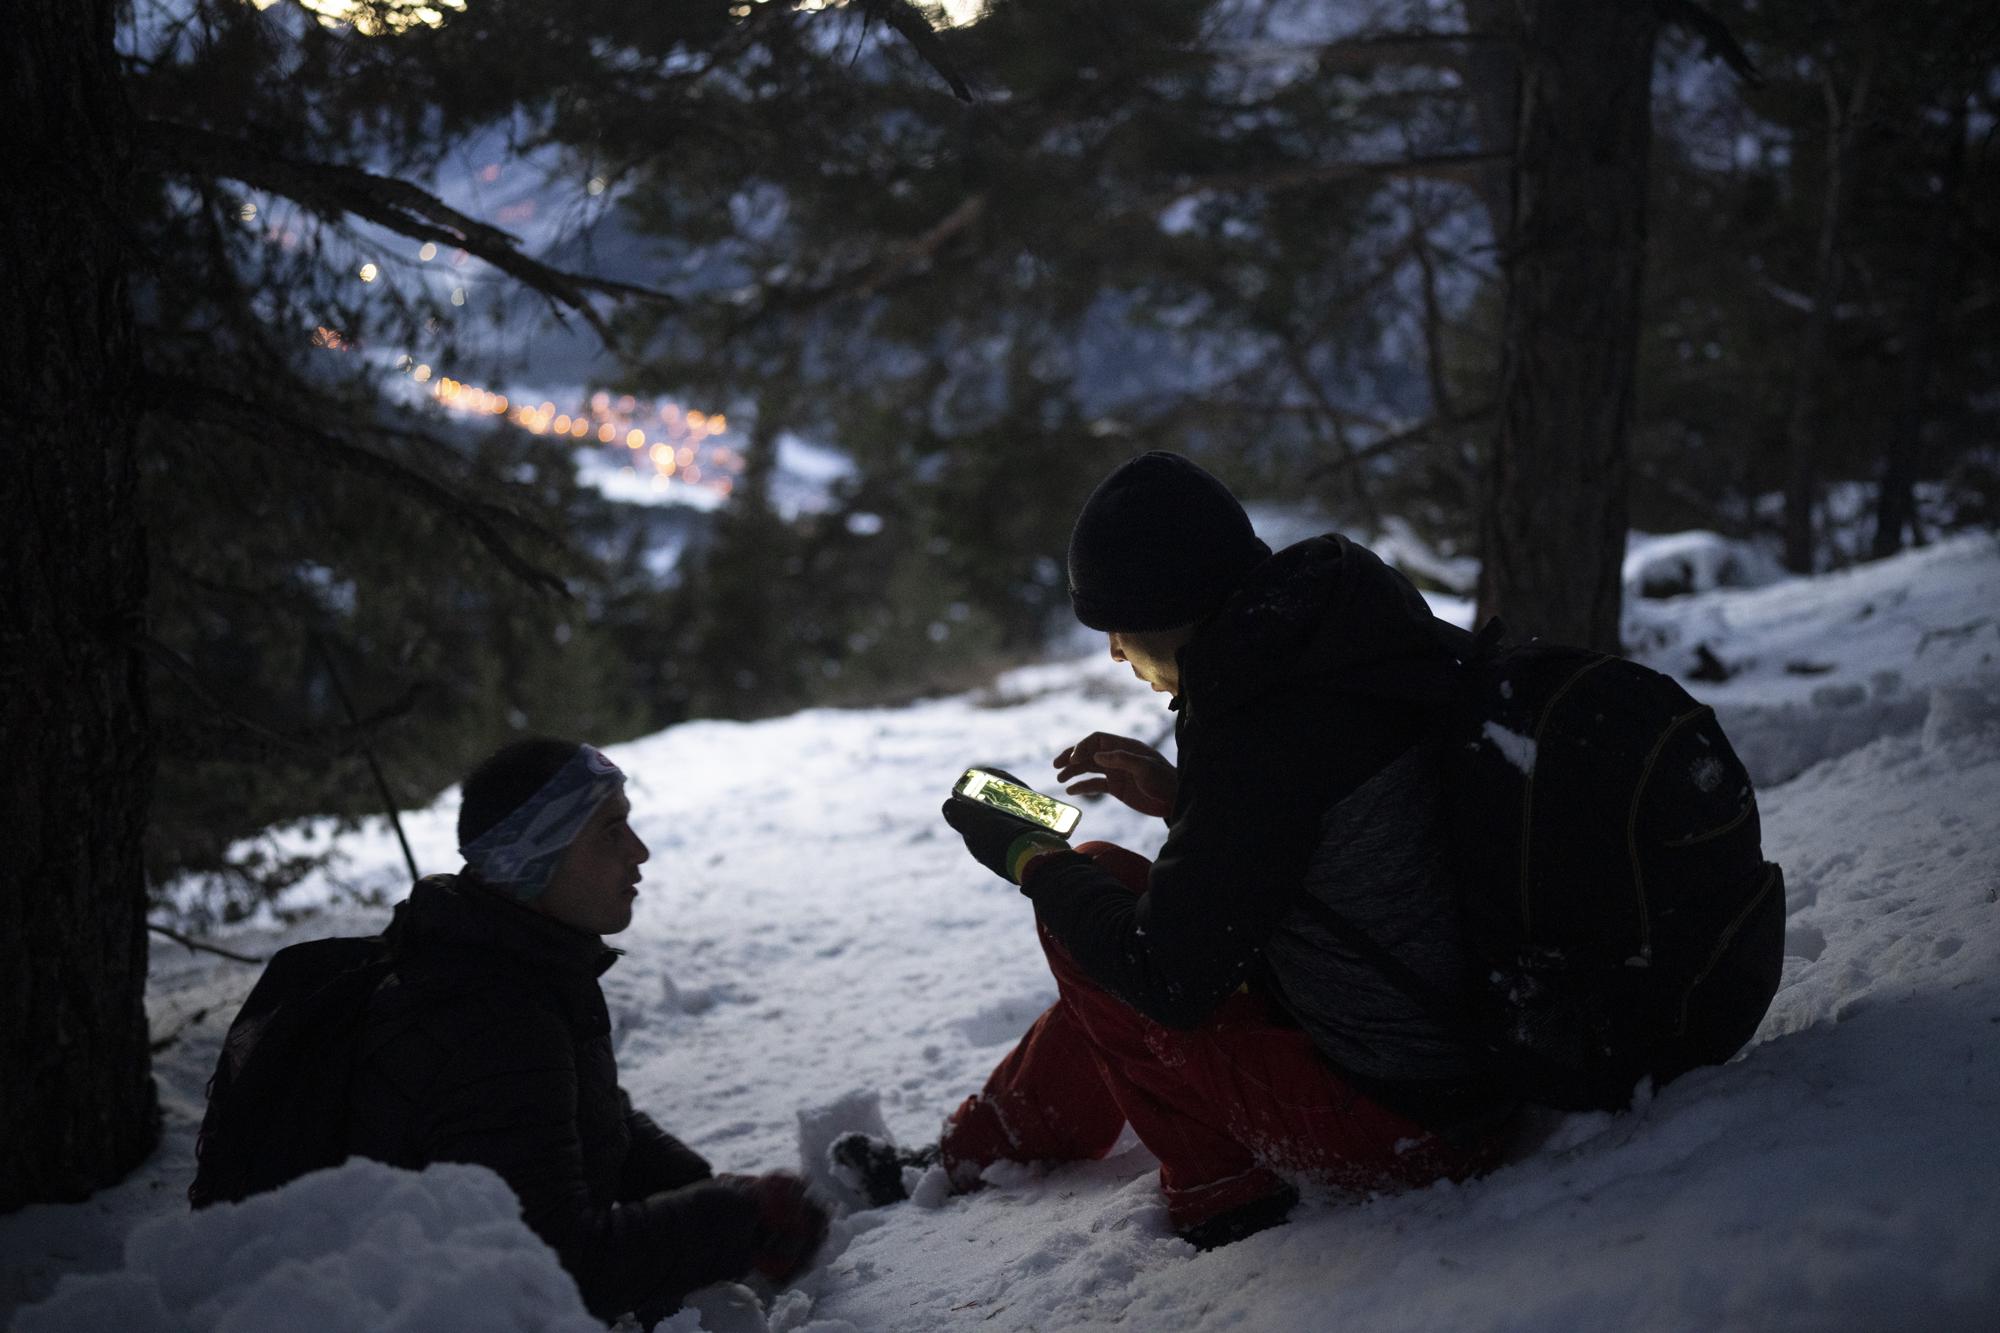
[6,535,1999,1332]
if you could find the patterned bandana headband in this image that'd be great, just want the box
[460,744,626,901]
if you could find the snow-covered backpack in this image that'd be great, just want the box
[188,935,395,1209]
[1434,631,1785,1110]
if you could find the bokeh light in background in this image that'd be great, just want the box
[250,0,468,37]
[419,365,739,498]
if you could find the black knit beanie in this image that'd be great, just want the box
[1066,451,1271,631]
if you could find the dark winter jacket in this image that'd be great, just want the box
[348,874,759,1322]
[1024,534,1510,1129]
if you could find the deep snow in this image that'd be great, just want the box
[5,533,1998,1332]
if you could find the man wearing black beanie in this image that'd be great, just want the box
[900,451,1513,1248]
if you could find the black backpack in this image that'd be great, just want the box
[1437,633,1786,1110]
[188,934,396,1209]
[1302,625,1786,1113]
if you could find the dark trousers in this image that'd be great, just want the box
[940,842,1495,1230]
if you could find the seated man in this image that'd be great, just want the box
[348,738,826,1323]
[840,451,1517,1247]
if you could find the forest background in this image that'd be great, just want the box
[3,0,1996,1209]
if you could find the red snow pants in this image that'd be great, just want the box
[940,842,1497,1231]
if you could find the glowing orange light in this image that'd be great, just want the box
[597,423,616,443]
[649,443,671,465]
[687,410,707,431]
[571,418,588,438]
[554,414,571,433]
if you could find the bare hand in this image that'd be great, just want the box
[1053,732,1178,819]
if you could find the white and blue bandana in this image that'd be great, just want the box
[460,744,626,900]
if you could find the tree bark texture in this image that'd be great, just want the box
[1871,98,1962,562]
[1477,0,1658,653]
[0,0,160,1209]
[1457,0,1522,233]
[1782,54,1874,573]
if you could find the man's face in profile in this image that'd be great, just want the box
[537,793,649,935]
[1108,628,1190,696]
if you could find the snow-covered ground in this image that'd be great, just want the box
[6,532,1998,1332]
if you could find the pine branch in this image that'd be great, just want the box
[1654,0,1762,87]
[1302,403,1496,481]
[1161,148,1513,202]
[138,120,676,341]
[856,191,988,296]
[145,634,430,761]
[144,372,572,597]
[147,923,265,967]
[725,143,1500,334]
[1310,27,1513,73]
[862,0,974,102]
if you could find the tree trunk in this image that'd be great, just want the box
[0,0,160,1209]
[1457,0,1522,234]
[1782,53,1874,573]
[1477,0,1658,652]
[1871,98,1963,562]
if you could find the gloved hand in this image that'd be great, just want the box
[721,1171,829,1284]
[942,768,1072,885]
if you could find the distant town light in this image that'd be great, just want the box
[358,262,379,283]
[418,242,437,261]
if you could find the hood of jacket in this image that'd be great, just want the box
[1177,533,1468,718]
[386,872,621,984]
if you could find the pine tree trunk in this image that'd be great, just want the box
[0,0,160,1209]
[1477,0,1658,652]
[1872,98,1962,562]
[1458,0,1521,234]
[1782,55,1873,574]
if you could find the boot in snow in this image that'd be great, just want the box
[828,1132,939,1208]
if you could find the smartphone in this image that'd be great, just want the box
[952,767,1083,836]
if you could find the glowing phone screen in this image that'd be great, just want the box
[954,768,1082,836]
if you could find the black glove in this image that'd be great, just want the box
[942,787,1071,884]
